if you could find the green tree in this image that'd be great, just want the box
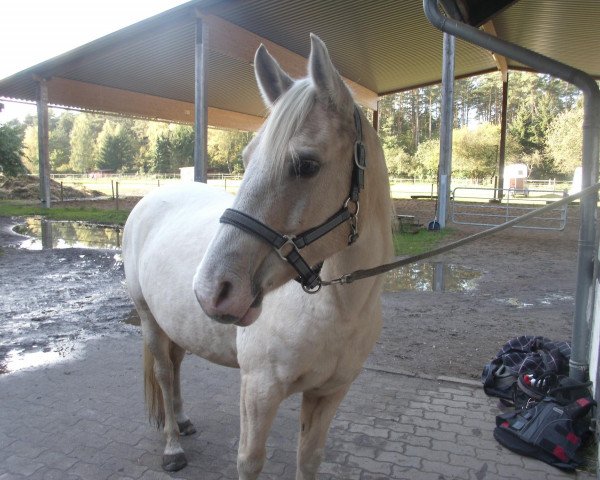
[152,133,173,173]
[207,128,253,173]
[70,114,103,173]
[50,112,75,172]
[383,145,411,178]
[21,124,38,173]
[546,104,583,175]
[413,138,440,179]
[148,124,194,173]
[170,125,194,170]
[453,124,500,179]
[0,121,27,176]
[97,120,137,172]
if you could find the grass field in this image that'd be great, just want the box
[0,202,130,225]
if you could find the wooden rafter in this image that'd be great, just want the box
[481,21,508,82]
[46,77,265,131]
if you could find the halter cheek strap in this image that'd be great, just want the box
[219,106,365,293]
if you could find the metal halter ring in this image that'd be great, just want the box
[343,197,360,217]
[302,281,322,294]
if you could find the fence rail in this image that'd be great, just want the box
[451,187,569,231]
[40,173,575,207]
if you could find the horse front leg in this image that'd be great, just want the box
[296,385,350,480]
[237,374,284,480]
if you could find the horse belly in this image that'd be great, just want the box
[124,183,239,368]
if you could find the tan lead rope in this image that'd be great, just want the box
[321,182,600,287]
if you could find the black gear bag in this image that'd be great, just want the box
[493,396,595,471]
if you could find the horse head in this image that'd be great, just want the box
[194,34,374,326]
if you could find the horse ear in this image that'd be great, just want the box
[254,44,293,107]
[309,33,354,116]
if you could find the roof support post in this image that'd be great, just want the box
[194,16,208,183]
[36,77,51,208]
[497,73,509,201]
[436,32,456,229]
[424,0,600,382]
[372,107,379,132]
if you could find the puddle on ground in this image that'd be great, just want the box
[0,343,80,375]
[494,293,574,309]
[124,309,141,326]
[384,262,481,293]
[2,222,133,375]
[13,218,121,250]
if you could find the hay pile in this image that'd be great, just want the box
[0,175,103,201]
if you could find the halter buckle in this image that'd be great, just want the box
[275,235,299,261]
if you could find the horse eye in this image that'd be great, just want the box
[290,156,320,178]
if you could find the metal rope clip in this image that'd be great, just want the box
[325,274,351,286]
[344,197,360,244]
[348,215,359,244]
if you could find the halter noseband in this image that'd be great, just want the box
[219,106,366,294]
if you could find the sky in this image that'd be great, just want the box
[0,0,190,122]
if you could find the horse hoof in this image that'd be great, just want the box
[162,452,187,471]
[178,419,197,436]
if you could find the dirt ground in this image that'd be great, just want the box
[373,199,582,380]
[0,197,584,381]
[0,175,103,201]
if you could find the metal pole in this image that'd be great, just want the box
[36,78,51,208]
[424,0,600,381]
[437,32,455,228]
[498,74,509,201]
[194,16,208,183]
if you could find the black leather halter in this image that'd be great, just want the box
[219,106,366,293]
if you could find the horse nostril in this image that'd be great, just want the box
[215,281,232,308]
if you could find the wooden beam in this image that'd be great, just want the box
[481,21,508,82]
[198,12,379,110]
[46,77,264,131]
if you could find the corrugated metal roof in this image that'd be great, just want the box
[0,0,598,126]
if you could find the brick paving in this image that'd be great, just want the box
[0,334,595,480]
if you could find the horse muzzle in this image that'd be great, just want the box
[193,262,264,327]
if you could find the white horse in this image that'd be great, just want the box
[123,34,393,479]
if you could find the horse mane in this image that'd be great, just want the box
[258,79,316,178]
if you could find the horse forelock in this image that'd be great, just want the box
[257,79,317,179]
